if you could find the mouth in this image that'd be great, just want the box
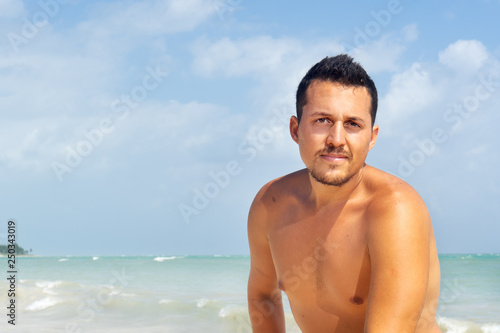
[320,153,349,164]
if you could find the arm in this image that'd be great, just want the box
[247,187,286,333]
[365,188,431,333]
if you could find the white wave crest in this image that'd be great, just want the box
[219,305,245,318]
[35,280,63,289]
[153,256,179,262]
[197,298,209,308]
[438,316,488,333]
[26,297,60,311]
[35,280,63,295]
[482,324,500,333]
[159,299,172,305]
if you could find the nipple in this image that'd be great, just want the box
[278,280,285,291]
[349,296,364,305]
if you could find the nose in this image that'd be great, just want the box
[326,121,346,148]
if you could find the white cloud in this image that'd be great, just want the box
[0,0,221,179]
[380,63,443,120]
[190,34,344,116]
[192,35,306,78]
[402,23,419,42]
[80,0,216,37]
[0,98,243,178]
[0,117,70,174]
[438,40,489,73]
[191,35,349,82]
[351,24,418,73]
[466,145,487,156]
[351,35,406,73]
[0,0,24,18]
[0,52,120,175]
[138,100,245,152]
[62,0,217,63]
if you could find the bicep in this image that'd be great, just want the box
[365,195,431,332]
[247,196,280,298]
[247,195,285,332]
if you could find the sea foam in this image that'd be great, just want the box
[153,256,179,262]
[26,297,61,311]
[438,316,500,333]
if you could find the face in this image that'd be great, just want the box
[290,80,378,187]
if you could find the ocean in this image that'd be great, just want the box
[0,254,499,332]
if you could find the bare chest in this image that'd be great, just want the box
[268,204,371,316]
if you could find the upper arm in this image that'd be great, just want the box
[365,189,431,333]
[247,185,286,332]
[247,186,280,298]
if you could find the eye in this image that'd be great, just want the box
[315,118,330,124]
[346,120,360,128]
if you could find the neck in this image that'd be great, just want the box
[307,164,366,210]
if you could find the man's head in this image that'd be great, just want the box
[290,54,379,187]
[296,54,378,126]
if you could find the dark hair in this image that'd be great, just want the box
[296,54,378,125]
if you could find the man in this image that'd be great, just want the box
[247,54,441,332]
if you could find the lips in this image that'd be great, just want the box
[318,148,351,164]
[320,153,348,163]
[322,153,348,159]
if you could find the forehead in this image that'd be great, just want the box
[304,80,371,119]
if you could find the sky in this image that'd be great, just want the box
[0,0,499,256]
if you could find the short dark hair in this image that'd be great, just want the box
[296,54,378,125]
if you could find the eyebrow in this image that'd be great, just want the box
[346,116,366,124]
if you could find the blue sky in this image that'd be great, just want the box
[0,0,499,255]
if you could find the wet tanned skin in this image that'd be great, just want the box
[247,81,441,333]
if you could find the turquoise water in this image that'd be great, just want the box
[437,254,500,332]
[0,254,498,332]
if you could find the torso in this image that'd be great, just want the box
[262,166,441,332]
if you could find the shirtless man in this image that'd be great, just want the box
[247,54,441,332]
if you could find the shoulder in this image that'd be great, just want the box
[248,169,308,227]
[363,166,431,236]
[250,169,309,209]
[364,165,428,214]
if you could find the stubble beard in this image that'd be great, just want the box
[308,164,354,187]
[308,146,354,187]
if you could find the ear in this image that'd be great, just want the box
[290,116,299,144]
[368,124,379,151]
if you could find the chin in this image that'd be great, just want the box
[309,169,353,187]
